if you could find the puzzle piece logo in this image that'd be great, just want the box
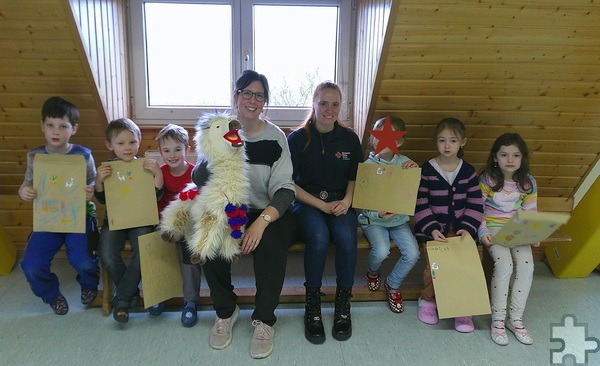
[551,314,599,365]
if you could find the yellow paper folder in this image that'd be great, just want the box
[352,163,421,215]
[426,236,491,319]
[139,232,183,308]
[33,154,87,233]
[493,211,570,247]
[103,159,159,230]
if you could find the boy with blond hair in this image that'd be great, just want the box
[94,118,164,323]
[149,124,200,327]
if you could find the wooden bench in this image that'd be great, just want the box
[92,220,571,316]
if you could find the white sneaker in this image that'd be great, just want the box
[250,320,274,359]
[209,305,240,350]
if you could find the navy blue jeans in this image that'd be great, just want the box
[292,203,358,288]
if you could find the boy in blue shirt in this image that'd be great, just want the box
[19,96,99,315]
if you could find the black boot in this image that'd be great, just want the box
[332,286,352,341]
[304,287,325,344]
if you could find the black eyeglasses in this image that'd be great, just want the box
[237,89,265,102]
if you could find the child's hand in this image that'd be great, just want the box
[480,234,494,246]
[455,229,470,240]
[431,229,448,242]
[84,185,94,201]
[143,158,161,176]
[401,160,418,169]
[18,186,37,201]
[378,211,395,219]
[95,163,113,186]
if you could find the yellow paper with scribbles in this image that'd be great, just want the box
[33,154,87,233]
[103,159,159,230]
[426,236,491,319]
[493,211,570,247]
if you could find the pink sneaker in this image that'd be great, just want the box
[417,297,438,325]
[455,316,474,333]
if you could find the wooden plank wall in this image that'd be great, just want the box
[358,0,600,201]
[0,0,128,251]
[1,0,595,253]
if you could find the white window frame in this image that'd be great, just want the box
[128,0,355,127]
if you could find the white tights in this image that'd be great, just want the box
[486,227,534,323]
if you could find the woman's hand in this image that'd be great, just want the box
[330,200,350,217]
[240,220,267,255]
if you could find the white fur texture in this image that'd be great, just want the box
[158,112,249,263]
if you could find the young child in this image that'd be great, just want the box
[413,117,484,332]
[148,124,200,328]
[18,96,99,315]
[478,133,537,346]
[94,118,164,323]
[359,117,420,313]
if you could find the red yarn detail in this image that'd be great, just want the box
[179,188,200,201]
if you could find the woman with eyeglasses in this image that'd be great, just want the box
[287,81,363,344]
[192,70,297,359]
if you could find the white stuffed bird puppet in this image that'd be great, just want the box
[159,112,250,263]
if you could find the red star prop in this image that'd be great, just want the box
[368,117,408,155]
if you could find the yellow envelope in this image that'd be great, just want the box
[493,211,571,247]
[426,236,491,319]
[33,154,87,233]
[103,159,159,230]
[139,232,183,308]
[352,163,421,215]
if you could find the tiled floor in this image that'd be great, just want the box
[1,254,599,366]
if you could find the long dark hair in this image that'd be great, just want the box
[481,132,533,193]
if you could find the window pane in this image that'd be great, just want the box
[254,5,338,108]
[144,3,232,107]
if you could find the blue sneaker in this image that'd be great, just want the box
[148,301,166,316]
[181,301,198,327]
